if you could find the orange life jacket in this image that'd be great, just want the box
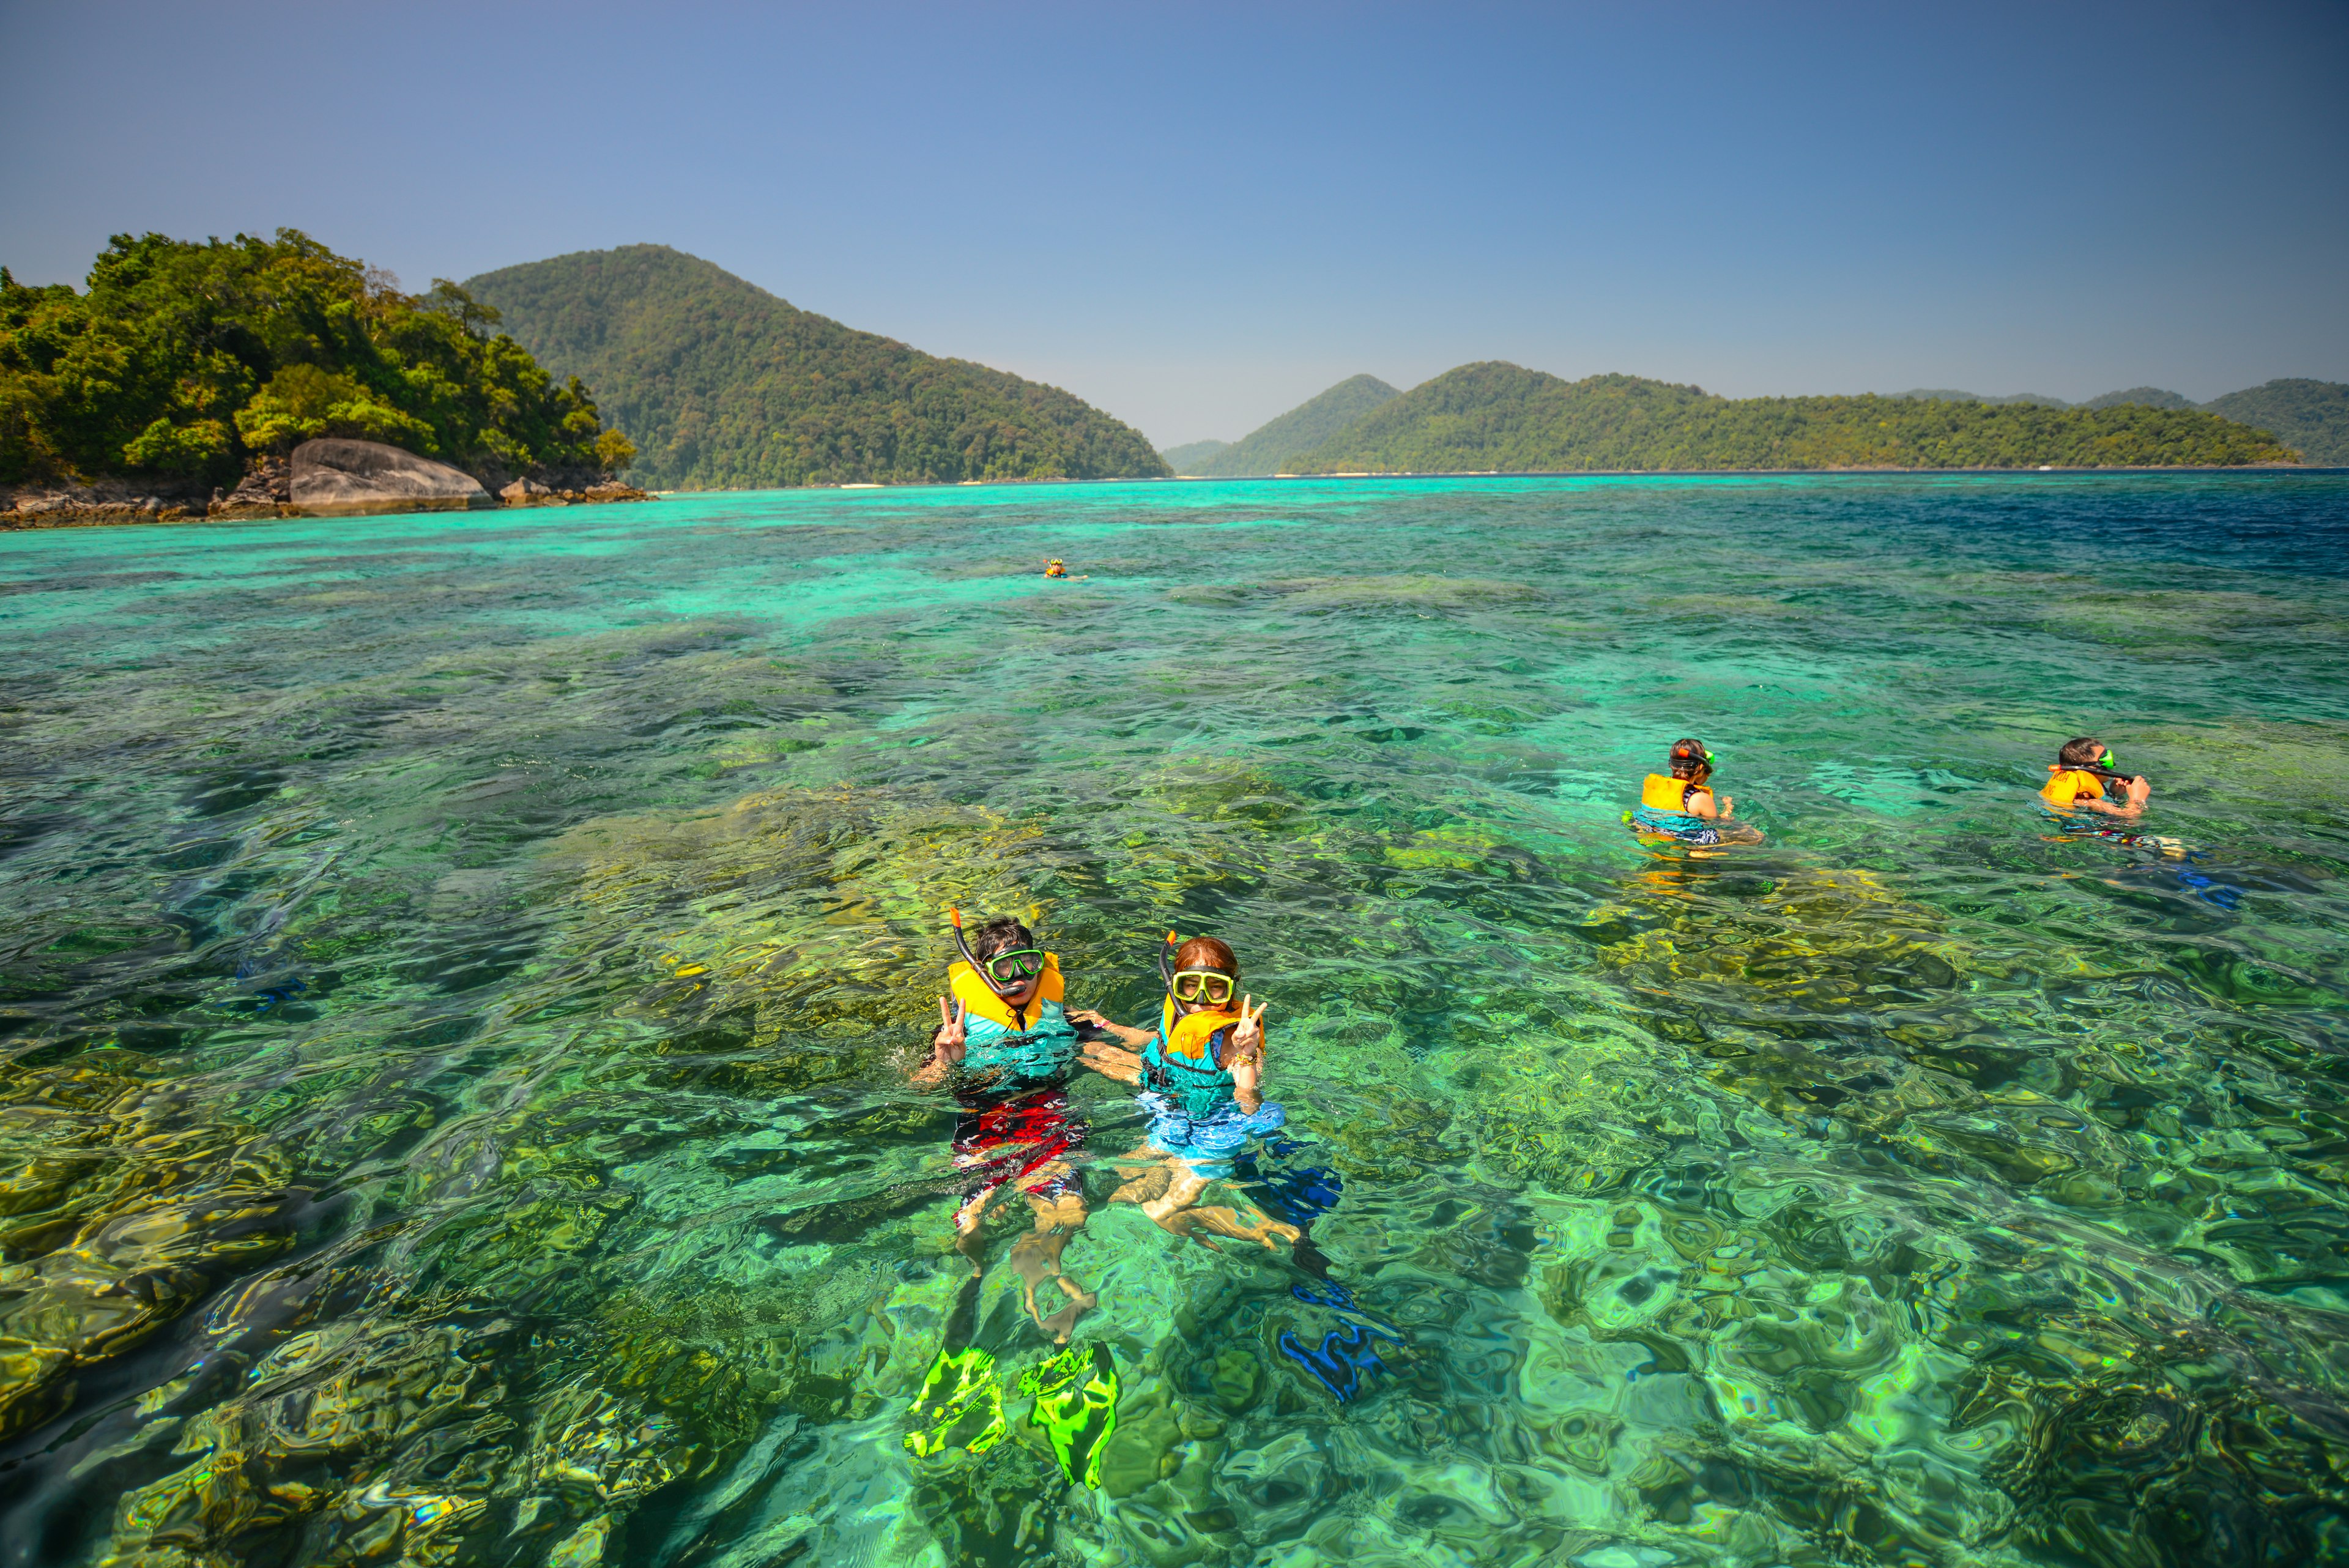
[1158,995,1240,1062]
[2041,768,2106,809]
[1640,773,1712,815]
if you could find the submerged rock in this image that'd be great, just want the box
[0,1061,302,1443]
[289,439,491,517]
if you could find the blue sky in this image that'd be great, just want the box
[4,1,2344,447]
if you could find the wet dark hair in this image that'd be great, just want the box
[1173,935,1237,977]
[1668,738,1710,780]
[2059,737,2104,768]
[968,915,1036,960]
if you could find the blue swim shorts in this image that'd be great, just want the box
[1138,1093,1286,1180]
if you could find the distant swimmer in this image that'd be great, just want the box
[1630,737,1764,847]
[1044,558,1089,580]
[2040,736,2150,820]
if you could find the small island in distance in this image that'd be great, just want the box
[1172,370,2345,477]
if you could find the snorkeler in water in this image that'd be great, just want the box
[1630,738,1764,847]
[1091,934,1299,1250]
[2035,737,2240,907]
[1042,557,1088,579]
[2040,736,2151,819]
[913,911,1122,1342]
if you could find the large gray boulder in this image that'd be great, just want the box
[291,439,491,516]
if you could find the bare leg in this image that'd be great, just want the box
[952,1183,998,1278]
[1107,1143,1172,1208]
[1137,1151,1301,1251]
[1183,1205,1301,1248]
[1006,1183,1096,1343]
[1138,1159,1214,1224]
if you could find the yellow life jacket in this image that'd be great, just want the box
[1158,995,1240,1062]
[2041,767,2106,809]
[948,954,1065,1031]
[1641,773,1712,814]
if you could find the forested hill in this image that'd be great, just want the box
[465,246,1167,489]
[1282,364,2298,474]
[1175,374,1400,475]
[1893,381,2345,462]
[1160,439,1229,473]
[2200,380,2349,466]
[2079,387,2200,411]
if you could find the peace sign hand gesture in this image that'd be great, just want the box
[1231,995,1269,1062]
[933,995,968,1064]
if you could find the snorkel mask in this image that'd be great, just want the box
[950,908,1047,997]
[1158,930,1237,1015]
[1671,740,1716,777]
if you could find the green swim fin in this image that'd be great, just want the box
[1019,1342,1120,1487]
[906,1343,1006,1458]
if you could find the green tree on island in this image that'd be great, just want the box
[1282,365,2300,473]
[0,230,636,492]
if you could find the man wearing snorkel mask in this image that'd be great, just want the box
[2041,737,2151,820]
[913,912,1126,1341]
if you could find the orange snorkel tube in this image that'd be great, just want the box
[948,907,1003,996]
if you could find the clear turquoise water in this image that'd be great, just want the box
[2,474,2347,1567]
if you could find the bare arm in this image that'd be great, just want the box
[1066,1008,1154,1049]
[2080,776,2150,819]
[1082,1041,1143,1083]
[1687,785,1732,820]
[1226,997,1268,1113]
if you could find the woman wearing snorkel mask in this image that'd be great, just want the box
[914,911,1124,1341]
[1630,737,1764,847]
[1100,935,1300,1250]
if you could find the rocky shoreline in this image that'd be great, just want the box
[494,476,658,508]
[5,445,653,531]
[4,480,656,530]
